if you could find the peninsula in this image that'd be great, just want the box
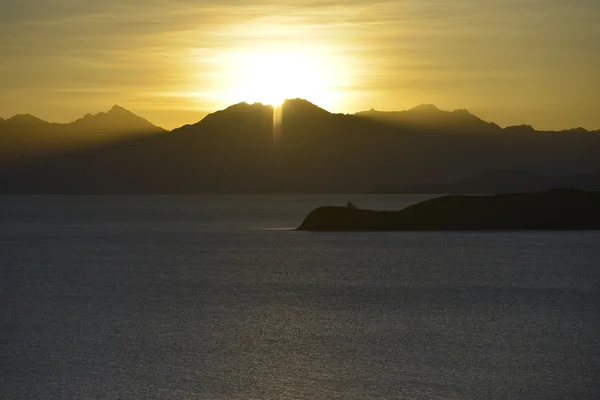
[297,190,600,231]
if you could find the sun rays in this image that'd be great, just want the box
[202,47,350,110]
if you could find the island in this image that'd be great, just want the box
[297,189,600,231]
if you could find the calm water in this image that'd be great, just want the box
[1,195,599,400]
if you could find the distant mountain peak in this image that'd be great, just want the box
[564,127,588,133]
[505,124,535,133]
[6,114,49,125]
[283,98,317,107]
[452,108,472,115]
[64,105,164,133]
[74,105,143,121]
[216,101,271,117]
[107,104,133,115]
[282,98,330,115]
[227,101,268,109]
[210,98,329,118]
[410,104,440,112]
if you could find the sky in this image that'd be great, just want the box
[1,0,599,130]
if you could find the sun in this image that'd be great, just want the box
[216,47,346,109]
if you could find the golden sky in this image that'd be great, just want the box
[1,0,599,130]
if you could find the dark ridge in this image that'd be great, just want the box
[69,105,163,132]
[410,104,440,112]
[1,99,600,194]
[297,190,600,231]
[354,104,502,133]
[4,114,50,125]
[0,106,164,167]
[375,170,600,194]
[283,98,331,116]
[108,104,131,114]
[505,124,536,134]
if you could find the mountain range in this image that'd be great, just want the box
[0,105,164,164]
[1,99,599,194]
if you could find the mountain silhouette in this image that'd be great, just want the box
[375,169,600,194]
[504,124,536,134]
[68,105,161,133]
[3,114,50,126]
[355,104,502,132]
[0,106,164,165]
[1,99,599,194]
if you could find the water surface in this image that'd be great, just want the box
[1,195,599,399]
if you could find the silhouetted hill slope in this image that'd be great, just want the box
[68,105,161,133]
[298,190,600,231]
[0,106,164,165]
[3,114,51,126]
[504,125,536,134]
[1,99,599,194]
[355,104,502,132]
[376,170,600,194]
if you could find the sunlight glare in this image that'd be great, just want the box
[216,48,346,109]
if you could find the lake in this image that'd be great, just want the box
[1,195,599,399]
